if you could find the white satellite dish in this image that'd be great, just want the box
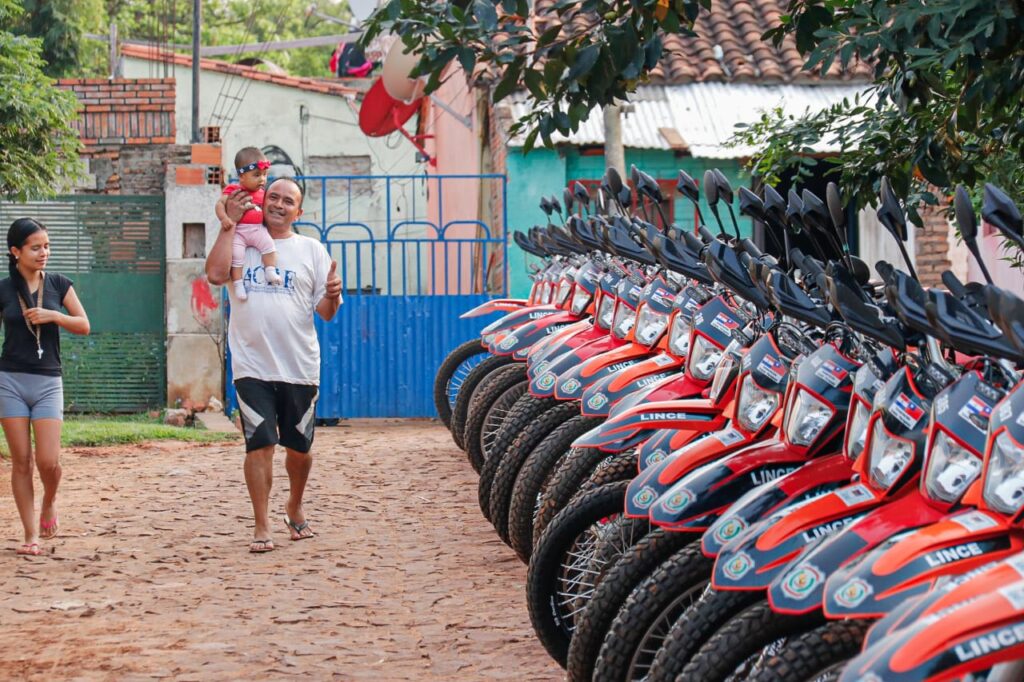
[348,0,378,23]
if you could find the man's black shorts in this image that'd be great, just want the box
[234,378,319,453]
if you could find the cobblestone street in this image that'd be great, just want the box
[0,421,562,680]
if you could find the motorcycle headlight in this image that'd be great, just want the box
[597,293,616,329]
[785,389,835,447]
[635,306,670,347]
[557,277,574,306]
[867,420,915,490]
[570,286,593,315]
[844,398,872,461]
[688,335,724,382]
[612,303,637,339]
[983,431,1024,515]
[736,374,780,433]
[709,354,738,403]
[668,313,692,357]
[924,430,982,504]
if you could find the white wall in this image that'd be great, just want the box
[858,207,915,279]
[123,57,431,294]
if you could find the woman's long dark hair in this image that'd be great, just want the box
[7,218,46,308]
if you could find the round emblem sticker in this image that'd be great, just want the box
[713,517,747,544]
[561,378,581,394]
[632,486,657,509]
[537,373,556,390]
[645,449,668,466]
[781,563,824,600]
[587,393,609,410]
[834,578,873,609]
[722,552,755,581]
[499,335,517,350]
[663,488,694,513]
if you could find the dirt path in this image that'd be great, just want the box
[0,422,563,681]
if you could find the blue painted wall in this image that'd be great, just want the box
[506,148,753,297]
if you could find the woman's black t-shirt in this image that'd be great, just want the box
[0,273,73,376]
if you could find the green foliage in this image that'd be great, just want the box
[105,0,351,78]
[0,0,82,201]
[361,0,709,151]
[737,0,1024,267]
[11,0,106,77]
[0,413,238,457]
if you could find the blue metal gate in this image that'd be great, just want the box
[227,173,508,419]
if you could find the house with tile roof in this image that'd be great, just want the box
[484,0,881,296]
[119,43,424,253]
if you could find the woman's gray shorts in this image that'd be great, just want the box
[0,372,63,421]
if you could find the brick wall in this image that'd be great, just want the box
[914,200,953,288]
[57,78,185,195]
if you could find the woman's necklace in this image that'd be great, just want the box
[17,272,45,359]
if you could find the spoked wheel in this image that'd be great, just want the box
[748,619,870,682]
[593,543,711,682]
[526,480,630,666]
[433,338,489,430]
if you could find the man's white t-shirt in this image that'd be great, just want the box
[228,233,337,385]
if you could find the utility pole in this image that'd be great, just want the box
[108,23,118,78]
[603,103,625,175]
[191,0,201,143]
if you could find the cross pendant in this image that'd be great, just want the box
[37,348,43,359]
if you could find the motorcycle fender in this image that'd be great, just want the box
[845,585,1024,682]
[636,428,694,471]
[553,344,652,400]
[823,512,1024,619]
[490,311,578,356]
[607,372,696,418]
[649,440,808,532]
[625,428,765,518]
[479,305,558,336]
[864,553,1024,650]
[579,369,680,418]
[573,398,722,450]
[766,488,944,616]
[526,319,599,368]
[459,297,529,318]
[529,335,621,397]
[702,453,853,558]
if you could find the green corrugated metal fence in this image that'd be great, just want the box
[0,195,165,412]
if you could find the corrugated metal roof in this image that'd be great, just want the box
[503,82,869,158]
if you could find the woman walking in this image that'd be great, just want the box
[1,219,89,556]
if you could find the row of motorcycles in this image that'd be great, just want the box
[433,164,1024,682]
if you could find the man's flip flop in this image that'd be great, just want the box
[249,539,274,553]
[16,543,42,556]
[284,516,314,541]
[40,516,59,539]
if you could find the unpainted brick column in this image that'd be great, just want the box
[914,200,953,288]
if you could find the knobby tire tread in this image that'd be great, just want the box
[477,393,558,521]
[508,415,604,563]
[593,543,712,682]
[462,365,528,472]
[489,400,582,543]
[449,354,515,450]
[433,338,486,429]
[678,599,825,682]
[749,619,870,682]
[533,447,611,546]
[566,528,695,682]
[526,480,631,668]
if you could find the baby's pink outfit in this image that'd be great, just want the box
[225,185,275,267]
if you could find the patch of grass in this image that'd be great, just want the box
[0,413,238,457]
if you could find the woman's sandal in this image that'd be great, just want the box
[249,539,274,553]
[17,543,42,556]
[40,516,59,539]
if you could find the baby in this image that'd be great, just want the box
[215,147,282,301]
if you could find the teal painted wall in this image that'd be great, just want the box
[505,147,753,298]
